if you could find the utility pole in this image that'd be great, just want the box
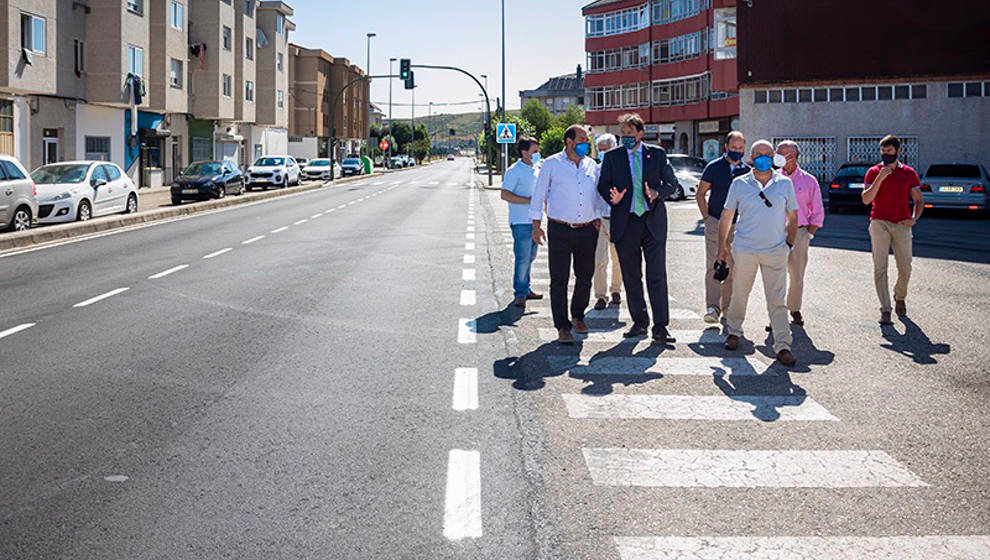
[388,57,396,164]
[428,101,433,160]
[410,85,415,162]
[366,33,375,158]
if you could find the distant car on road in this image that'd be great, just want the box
[247,156,300,190]
[32,161,137,224]
[0,155,37,232]
[827,162,873,213]
[666,154,707,200]
[447,154,455,161]
[389,156,406,169]
[302,158,337,181]
[171,160,244,204]
[340,158,363,176]
[920,162,990,211]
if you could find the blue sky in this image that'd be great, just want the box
[287,1,586,119]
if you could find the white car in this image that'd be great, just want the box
[246,156,300,190]
[667,154,707,201]
[301,158,340,181]
[32,161,138,224]
[0,155,37,231]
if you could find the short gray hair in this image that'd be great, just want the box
[776,139,800,155]
[596,133,617,149]
[750,139,774,156]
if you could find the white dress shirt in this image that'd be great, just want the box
[529,150,605,224]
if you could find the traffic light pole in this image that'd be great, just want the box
[328,74,398,182]
[411,64,493,186]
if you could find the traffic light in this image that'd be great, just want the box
[404,70,415,90]
[399,58,411,80]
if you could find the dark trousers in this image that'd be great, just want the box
[547,221,598,330]
[614,214,669,332]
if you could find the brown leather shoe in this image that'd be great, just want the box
[895,300,907,317]
[594,298,607,310]
[791,311,804,326]
[572,318,589,334]
[776,348,796,367]
[724,334,740,351]
[526,291,544,300]
[512,296,527,308]
[557,328,575,344]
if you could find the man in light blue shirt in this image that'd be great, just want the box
[501,136,543,307]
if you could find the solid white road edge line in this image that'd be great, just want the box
[148,264,189,280]
[203,247,232,259]
[443,449,483,540]
[73,287,130,308]
[452,368,479,411]
[0,322,35,340]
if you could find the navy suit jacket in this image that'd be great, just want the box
[596,143,679,243]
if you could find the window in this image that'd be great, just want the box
[277,90,284,108]
[894,84,909,99]
[965,82,983,97]
[127,45,144,77]
[245,80,254,101]
[276,14,284,34]
[813,88,827,102]
[192,137,211,161]
[912,84,927,99]
[90,165,108,182]
[104,164,121,181]
[877,85,892,100]
[845,87,859,101]
[798,88,811,102]
[947,83,963,97]
[1,160,26,179]
[222,74,232,97]
[244,0,254,17]
[221,0,231,4]
[783,89,796,103]
[85,137,111,161]
[127,0,143,15]
[169,59,183,88]
[20,13,46,54]
[829,87,843,102]
[649,28,709,66]
[861,86,876,101]
[754,89,767,104]
[74,40,85,74]
[277,53,283,71]
[170,1,183,30]
[223,26,231,50]
[768,89,781,103]
[653,0,709,26]
[246,37,254,60]
[713,7,736,60]
[585,4,649,38]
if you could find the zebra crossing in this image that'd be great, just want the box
[485,193,987,559]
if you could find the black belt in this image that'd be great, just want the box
[548,218,598,229]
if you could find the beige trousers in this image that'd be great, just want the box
[869,219,912,312]
[726,246,792,353]
[704,215,734,311]
[594,218,622,299]
[786,227,813,312]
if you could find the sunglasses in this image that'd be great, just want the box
[758,191,773,207]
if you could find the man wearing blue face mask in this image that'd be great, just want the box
[530,125,607,344]
[501,136,543,308]
[596,113,680,344]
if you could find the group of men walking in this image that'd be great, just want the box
[502,111,922,367]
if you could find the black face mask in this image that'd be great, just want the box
[881,153,898,165]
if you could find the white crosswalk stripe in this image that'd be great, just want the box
[563,394,838,421]
[546,355,772,377]
[538,328,722,344]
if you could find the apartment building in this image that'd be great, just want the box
[248,0,293,161]
[519,67,585,117]
[582,0,740,158]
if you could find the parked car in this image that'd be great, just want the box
[447,154,455,161]
[246,156,300,190]
[827,162,873,213]
[171,160,245,204]
[32,161,137,224]
[0,155,37,232]
[340,158,363,176]
[302,158,337,181]
[920,162,990,211]
[666,154,707,200]
[295,157,308,167]
[389,156,405,169]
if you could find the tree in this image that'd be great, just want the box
[390,121,413,147]
[556,104,586,129]
[520,99,553,140]
[477,113,535,171]
[540,126,565,157]
[369,124,383,140]
[413,138,430,162]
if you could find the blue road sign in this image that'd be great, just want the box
[496,122,517,144]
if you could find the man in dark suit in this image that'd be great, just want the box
[596,113,680,344]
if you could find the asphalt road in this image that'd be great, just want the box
[2,158,988,559]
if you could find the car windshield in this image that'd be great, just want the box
[925,164,981,178]
[668,156,705,170]
[31,164,91,184]
[183,162,223,175]
[309,160,331,167]
[255,157,284,166]
[342,159,360,165]
[835,165,871,180]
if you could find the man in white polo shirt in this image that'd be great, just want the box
[717,140,799,366]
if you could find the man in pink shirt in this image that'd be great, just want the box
[776,140,824,326]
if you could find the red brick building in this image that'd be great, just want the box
[582,0,739,159]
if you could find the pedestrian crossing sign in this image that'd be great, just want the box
[496,123,517,144]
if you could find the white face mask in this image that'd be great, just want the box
[773,153,788,168]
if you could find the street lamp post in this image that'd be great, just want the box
[501,0,507,174]
[366,32,375,159]
[388,57,396,164]
[410,85,415,162]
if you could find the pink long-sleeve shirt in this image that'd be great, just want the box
[779,166,824,227]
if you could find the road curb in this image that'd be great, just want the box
[1,173,379,253]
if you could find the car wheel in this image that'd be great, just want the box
[7,206,32,232]
[237,183,245,196]
[216,184,226,199]
[674,185,685,200]
[125,193,138,214]
[77,200,92,222]
[172,197,182,205]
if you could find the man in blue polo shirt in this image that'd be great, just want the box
[501,136,543,308]
[697,131,750,324]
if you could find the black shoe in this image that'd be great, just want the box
[610,292,621,305]
[623,325,648,338]
[594,298,607,310]
[652,327,676,344]
[526,291,544,300]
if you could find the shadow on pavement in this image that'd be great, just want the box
[712,366,808,422]
[880,316,951,364]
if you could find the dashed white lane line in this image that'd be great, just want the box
[462,269,476,281]
[73,287,130,308]
[294,219,308,225]
[465,233,475,240]
[311,213,323,219]
[203,247,232,259]
[452,368,479,411]
[457,318,477,344]
[562,394,838,421]
[460,290,476,306]
[466,226,475,232]
[583,448,927,488]
[0,323,35,340]
[271,226,289,233]
[465,242,475,251]
[443,449,483,540]
[337,204,347,209]
[148,264,189,279]
[463,255,476,264]
[347,201,357,206]
[613,536,990,560]
[242,235,265,245]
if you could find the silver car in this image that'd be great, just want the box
[667,154,707,201]
[0,155,37,231]
[920,162,990,211]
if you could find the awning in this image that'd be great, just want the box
[138,111,165,130]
